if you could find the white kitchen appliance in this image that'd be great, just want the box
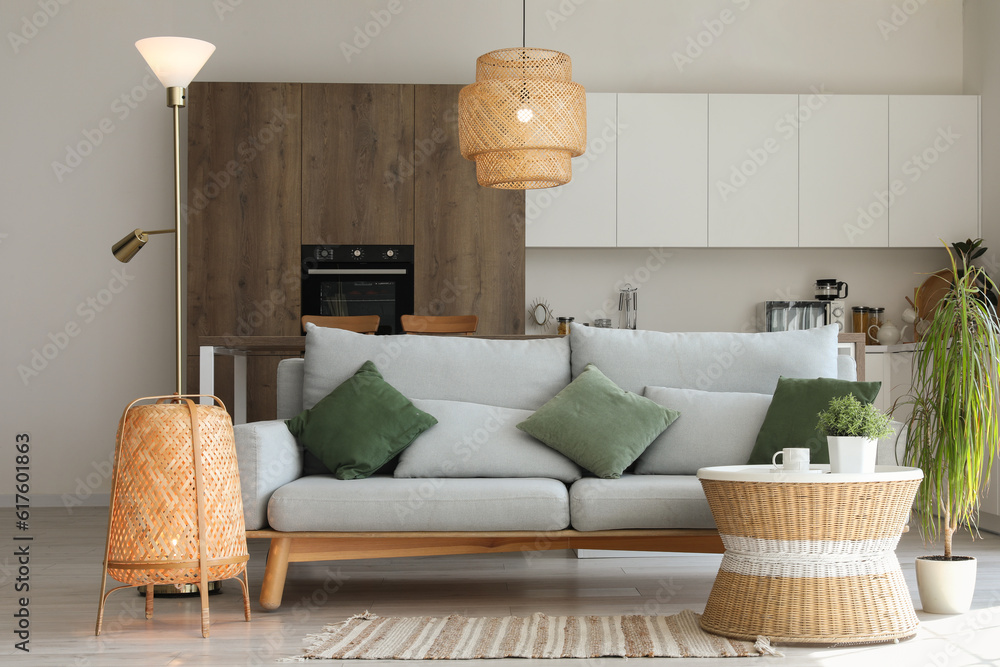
[758,300,846,332]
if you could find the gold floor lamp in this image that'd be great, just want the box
[97,36,250,638]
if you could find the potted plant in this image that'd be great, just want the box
[904,243,1000,614]
[817,394,893,473]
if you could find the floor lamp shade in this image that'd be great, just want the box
[135,36,216,88]
[98,397,250,637]
[458,48,586,189]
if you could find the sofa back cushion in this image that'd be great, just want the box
[568,323,840,395]
[301,324,572,411]
[394,399,584,483]
[637,386,772,474]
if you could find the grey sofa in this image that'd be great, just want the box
[235,323,875,609]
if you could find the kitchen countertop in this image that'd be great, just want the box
[865,342,917,353]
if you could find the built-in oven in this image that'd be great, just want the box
[301,245,414,335]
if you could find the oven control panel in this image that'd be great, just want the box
[305,245,413,264]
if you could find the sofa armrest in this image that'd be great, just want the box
[876,420,909,467]
[234,420,302,530]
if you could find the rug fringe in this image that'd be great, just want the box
[754,635,784,657]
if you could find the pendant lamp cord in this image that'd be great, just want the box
[522,0,526,48]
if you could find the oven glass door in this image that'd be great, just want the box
[304,266,413,334]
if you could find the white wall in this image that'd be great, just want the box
[0,0,968,501]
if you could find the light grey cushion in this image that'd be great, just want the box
[233,420,303,529]
[837,353,858,381]
[277,358,305,418]
[569,475,715,531]
[267,476,570,531]
[302,324,571,411]
[568,323,840,395]
[636,387,772,475]
[395,399,583,482]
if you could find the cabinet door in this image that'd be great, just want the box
[302,84,415,245]
[617,94,708,247]
[708,95,798,247]
[888,96,979,247]
[414,85,525,335]
[800,95,889,247]
[525,93,617,247]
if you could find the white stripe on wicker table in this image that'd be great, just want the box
[719,534,903,578]
[720,534,903,556]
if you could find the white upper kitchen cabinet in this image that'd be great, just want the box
[708,94,799,247]
[617,94,708,247]
[799,95,889,247]
[888,96,979,247]
[525,92,618,247]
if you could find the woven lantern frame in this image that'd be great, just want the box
[459,47,586,189]
[96,395,250,638]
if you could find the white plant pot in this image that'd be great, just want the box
[915,556,977,614]
[827,436,877,473]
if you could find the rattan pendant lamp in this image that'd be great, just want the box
[96,37,250,639]
[458,1,586,189]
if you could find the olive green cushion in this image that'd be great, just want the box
[516,364,680,479]
[747,376,881,465]
[285,360,438,480]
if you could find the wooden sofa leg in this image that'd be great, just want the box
[260,537,292,610]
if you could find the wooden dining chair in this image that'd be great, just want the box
[301,315,380,335]
[400,315,479,336]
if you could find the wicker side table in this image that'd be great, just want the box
[697,465,922,646]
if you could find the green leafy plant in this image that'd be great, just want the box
[904,244,1000,559]
[816,394,893,439]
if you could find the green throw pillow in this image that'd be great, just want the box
[516,364,680,479]
[285,360,438,480]
[747,376,882,465]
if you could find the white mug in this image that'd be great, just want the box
[772,447,810,472]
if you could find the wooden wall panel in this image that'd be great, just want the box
[413,85,525,335]
[302,84,414,245]
[186,82,302,355]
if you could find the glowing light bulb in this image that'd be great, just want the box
[517,108,534,123]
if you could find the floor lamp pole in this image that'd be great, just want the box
[169,87,184,396]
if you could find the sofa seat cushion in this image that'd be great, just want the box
[267,476,570,532]
[568,322,839,395]
[302,325,571,411]
[569,475,715,531]
[395,399,584,483]
[636,386,771,475]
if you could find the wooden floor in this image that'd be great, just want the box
[4,507,1000,666]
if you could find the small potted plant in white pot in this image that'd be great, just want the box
[904,241,1000,614]
[817,394,893,474]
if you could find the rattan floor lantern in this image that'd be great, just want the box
[96,37,250,639]
[458,47,586,189]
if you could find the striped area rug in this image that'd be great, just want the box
[282,610,761,660]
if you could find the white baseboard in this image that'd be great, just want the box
[0,493,109,508]
[575,549,669,559]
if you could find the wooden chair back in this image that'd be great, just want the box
[401,315,479,336]
[301,315,380,335]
